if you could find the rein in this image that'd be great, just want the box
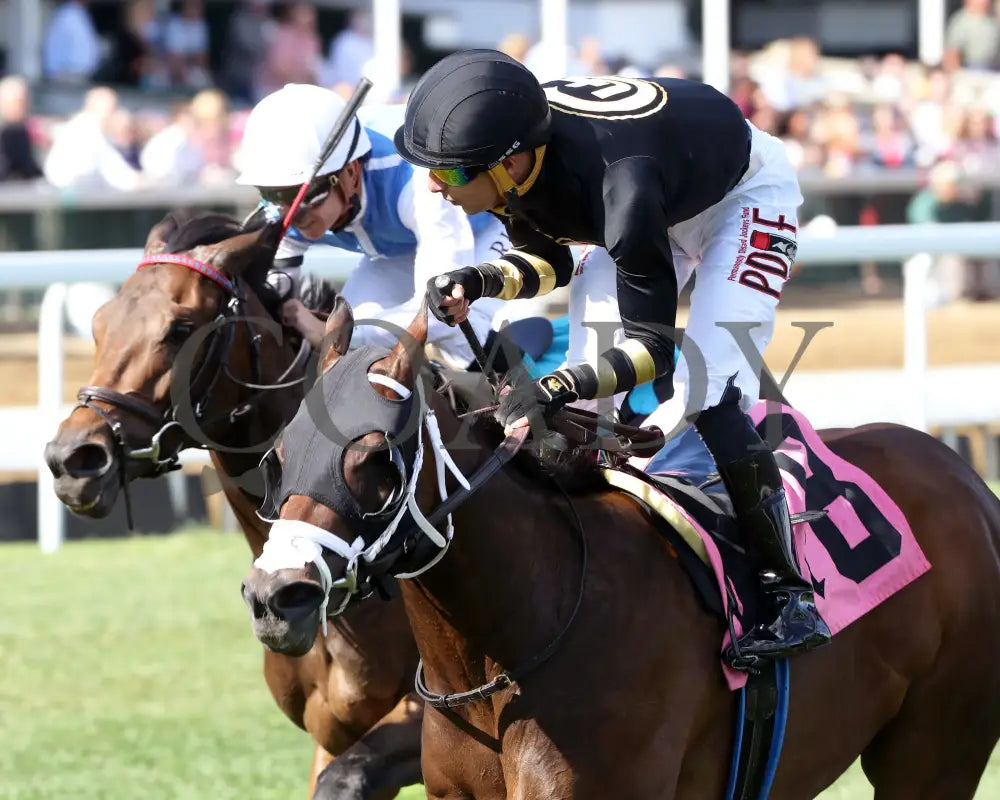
[76,254,311,528]
[414,467,589,709]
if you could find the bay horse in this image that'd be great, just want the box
[43,211,422,799]
[243,302,1000,799]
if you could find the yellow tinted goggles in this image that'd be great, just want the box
[430,166,483,187]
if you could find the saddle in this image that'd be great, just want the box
[550,408,791,800]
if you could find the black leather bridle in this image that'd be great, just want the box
[75,255,310,528]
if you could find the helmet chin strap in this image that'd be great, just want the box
[487,145,547,212]
[329,171,364,231]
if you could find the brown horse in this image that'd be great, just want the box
[43,211,422,799]
[243,302,1000,799]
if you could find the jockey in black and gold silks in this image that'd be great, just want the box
[394,50,831,666]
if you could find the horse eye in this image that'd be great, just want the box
[165,320,194,346]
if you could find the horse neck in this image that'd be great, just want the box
[400,392,584,695]
[208,290,305,480]
[205,289,306,542]
[210,449,271,558]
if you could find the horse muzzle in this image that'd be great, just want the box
[44,432,119,517]
[242,567,328,656]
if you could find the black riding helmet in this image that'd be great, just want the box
[394,49,552,170]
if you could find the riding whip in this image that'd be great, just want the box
[280,77,374,235]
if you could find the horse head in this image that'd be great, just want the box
[44,210,295,519]
[241,299,446,656]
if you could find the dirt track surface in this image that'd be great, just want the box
[3,296,999,407]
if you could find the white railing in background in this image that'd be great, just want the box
[4,222,1000,550]
[1,170,999,215]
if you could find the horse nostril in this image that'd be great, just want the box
[242,581,269,621]
[268,581,325,624]
[43,440,66,478]
[63,443,112,479]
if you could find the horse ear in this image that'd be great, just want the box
[321,295,354,372]
[368,302,428,397]
[143,212,186,256]
[198,221,282,276]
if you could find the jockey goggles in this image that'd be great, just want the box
[258,172,339,209]
[430,165,484,187]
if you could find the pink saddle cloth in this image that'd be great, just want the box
[646,403,931,690]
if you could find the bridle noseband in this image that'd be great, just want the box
[75,253,311,528]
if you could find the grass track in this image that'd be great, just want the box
[1,528,997,799]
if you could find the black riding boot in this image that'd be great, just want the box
[715,451,831,666]
[694,384,831,667]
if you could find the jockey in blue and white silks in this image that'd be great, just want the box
[237,84,513,368]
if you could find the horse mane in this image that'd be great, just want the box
[158,210,274,298]
[432,365,608,495]
[159,210,338,317]
[162,211,245,253]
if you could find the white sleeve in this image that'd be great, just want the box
[397,169,476,293]
[276,232,312,261]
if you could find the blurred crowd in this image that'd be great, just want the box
[0,0,391,190]
[0,0,1000,301]
[2,1,1000,196]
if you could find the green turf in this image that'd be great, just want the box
[2,528,998,799]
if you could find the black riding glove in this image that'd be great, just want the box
[426,263,505,324]
[495,369,579,431]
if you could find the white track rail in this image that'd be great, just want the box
[8,222,1000,550]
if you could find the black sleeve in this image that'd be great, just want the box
[472,213,574,302]
[602,156,678,379]
[553,157,679,400]
[504,216,575,288]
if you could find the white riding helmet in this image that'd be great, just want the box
[236,84,372,188]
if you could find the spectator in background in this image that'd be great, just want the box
[954,106,1000,173]
[944,0,1000,71]
[220,0,275,104]
[813,97,861,178]
[497,33,532,65]
[729,76,761,117]
[164,0,211,89]
[324,9,374,88]
[44,87,142,191]
[190,89,235,184]
[140,101,203,186]
[96,0,160,87]
[0,76,43,181]
[907,159,999,302]
[909,65,954,167]
[869,53,908,103]
[761,37,827,112]
[107,107,142,170]
[43,0,101,85]
[575,37,608,76]
[260,3,321,95]
[749,101,780,135]
[779,107,823,172]
[862,104,915,168]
